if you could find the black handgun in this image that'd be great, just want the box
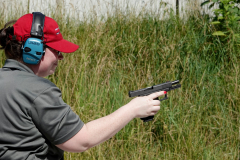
[129,80,181,122]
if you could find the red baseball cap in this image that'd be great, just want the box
[13,13,79,53]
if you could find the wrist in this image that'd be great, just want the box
[122,103,137,120]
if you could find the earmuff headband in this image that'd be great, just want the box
[31,12,45,38]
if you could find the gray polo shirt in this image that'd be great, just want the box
[0,59,84,160]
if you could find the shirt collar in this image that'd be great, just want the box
[2,59,35,74]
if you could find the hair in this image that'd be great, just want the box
[0,20,23,61]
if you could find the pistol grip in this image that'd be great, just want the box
[140,97,159,122]
[141,116,154,122]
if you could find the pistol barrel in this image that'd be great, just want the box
[172,80,179,85]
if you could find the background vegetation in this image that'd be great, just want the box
[0,5,239,160]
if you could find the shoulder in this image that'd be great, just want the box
[23,74,61,101]
[4,69,60,102]
[28,74,57,91]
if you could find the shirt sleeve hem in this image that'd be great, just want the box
[53,120,84,145]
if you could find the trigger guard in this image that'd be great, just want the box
[160,94,168,101]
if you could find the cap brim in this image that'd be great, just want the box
[46,39,79,53]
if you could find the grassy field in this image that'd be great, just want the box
[0,8,239,160]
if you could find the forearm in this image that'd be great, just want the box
[57,104,135,152]
[83,104,135,148]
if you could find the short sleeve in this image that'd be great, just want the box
[30,86,84,145]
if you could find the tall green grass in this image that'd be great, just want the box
[0,7,239,160]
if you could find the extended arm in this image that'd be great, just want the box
[56,91,165,152]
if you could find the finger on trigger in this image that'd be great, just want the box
[149,91,166,99]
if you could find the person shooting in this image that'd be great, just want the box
[0,12,165,160]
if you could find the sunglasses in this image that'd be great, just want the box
[45,46,61,56]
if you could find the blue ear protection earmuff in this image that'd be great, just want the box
[22,12,45,65]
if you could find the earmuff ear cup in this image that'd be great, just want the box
[22,38,44,64]
[22,12,45,65]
